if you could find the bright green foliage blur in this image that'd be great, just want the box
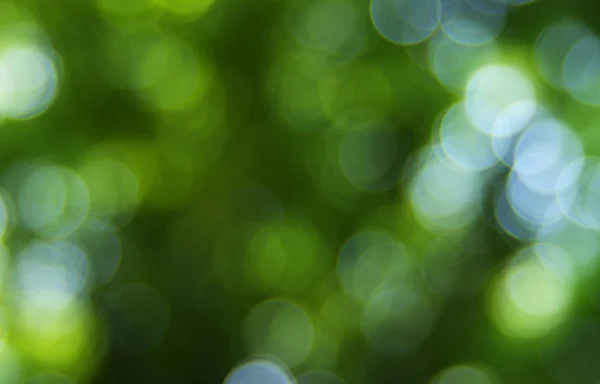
[0,0,599,383]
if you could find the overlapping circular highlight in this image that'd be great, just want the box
[18,165,89,238]
[439,102,498,171]
[0,45,58,120]
[409,147,483,230]
[465,65,536,137]
[370,0,439,45]
[557,157,600,230]
[429,364,499,384]
[488,243,575,338]
[338,116,399,192]
[287,0,366,58]
[337,230,413,303]
[224,360,293,384]
[242,299,314,368]
[535,19,600,107]
[564,34,600,106]
[534,20,590,90]
[439,0,506,46]
[13,241,90,311]
[428,33,500,93]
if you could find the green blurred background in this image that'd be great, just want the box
[1,0,600,383]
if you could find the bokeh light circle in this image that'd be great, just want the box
[563,34,600,106]
[439,0,506,46]
[18,165,89,238]
[439,102,498,171]
[488,243,575,338]
[370,0,440,45]
[224,360,293,384]
[243,299,314,367]
[465,65,536,137]
[429,364,499,384]
[0,45,58,120]
[534,20,590,90]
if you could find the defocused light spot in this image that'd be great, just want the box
[18,165,89,238]
[489,244,575,338]
[79,156,140,224]
[243,299,314,367]
[13,297,96,367]
[410,148,483,230]
[135,36,212,111]
[0,192,9,240]
[564,34,600,106]
[215,220,327,295]
[104,31,212,111]
[152,96,229,195]
[297,370,345,384]
[466,0,508,15]
[0,244,10,295]
[72,218,121,287]
[153,0,215,18]
[465,65,536,137]
[494,184,539,241]
[362,285,435,355]
[506,172,563,228]
[224,360,293,384]
[440,0,506,46]
[537,221,600,278]
[534,20,590,90]
[14,241,89,311]
[370,0,439,45]
[265,53,329,132]
[513,117,582,195]
[337,230,397,301]
[429,364,499,384]
[0,45,58,120]
[351,238,413,303]
[338,115,398,192]
[287,0,367,58]
[428,33,500,93]
[557,157,600,230]
[103,30,164,89]
[508,266,567,314]
[244,222,323,293]
[490,106,554,167]
[439,102,498,171]
[490,130,520,167]
[86,140,158,205]
[104,283,170,353]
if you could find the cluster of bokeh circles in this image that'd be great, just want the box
[224,1,600,384]
[371,0,533,47]
[5,0,600,382]
[409,14,600,344]
[0,2,186,382]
